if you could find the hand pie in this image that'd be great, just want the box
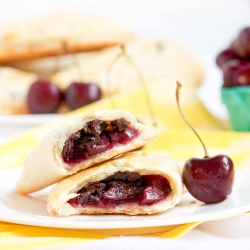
[51,38,204,95]
[16,110,156,194]
[0,67,38,114]
[0,11,134,63]
[47,151,183,216]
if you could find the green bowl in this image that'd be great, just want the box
[221,86,250,131]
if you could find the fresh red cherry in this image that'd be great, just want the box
[222,59,241,87]
[234,63,250,86]
[183,155,234,203]
[234,27,250,58]
[216,48,239,69]
[65,82,102,110]
[176,82,235,203]
[27,79,63,114]
[221,59,250,87]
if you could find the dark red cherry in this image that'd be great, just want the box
[235,63,250,86]
[183,155,234,203]
[222,59,250,87]
[234,27,250,58]
[176,82,235,204]
[27,79,63,114]
[65,82,102,110]
[216,48,239,68]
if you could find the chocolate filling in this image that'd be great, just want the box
[62,118,139,165]
[68,171,172,209]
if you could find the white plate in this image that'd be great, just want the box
[0,114,62,124]
[0,168,250,234]
[0,114,63,142]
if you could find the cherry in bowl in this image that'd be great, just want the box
[222,60,250,87]
[216,47,239,69]
[234,27,250,59]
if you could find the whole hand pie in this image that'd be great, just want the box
[0,11,134,63]
[0,67,38,114]
[16,110,156,194]
[47,151,183,216]
[51,38,205,95]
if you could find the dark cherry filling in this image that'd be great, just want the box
[68,172,172,209]
[62,118,139,165]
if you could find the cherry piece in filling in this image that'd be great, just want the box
[68,172,172,209]
[62,119,139,164]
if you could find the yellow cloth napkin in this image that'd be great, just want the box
[0,78,249,249]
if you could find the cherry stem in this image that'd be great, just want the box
[52,42,66,75]
[61,41,83,81]
[176,81,209,158]
[106,46,123,109]
[106,45,157,126]
[70,53,84,82]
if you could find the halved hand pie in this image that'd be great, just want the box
[47,151,183,216]
[16,110,156,194]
